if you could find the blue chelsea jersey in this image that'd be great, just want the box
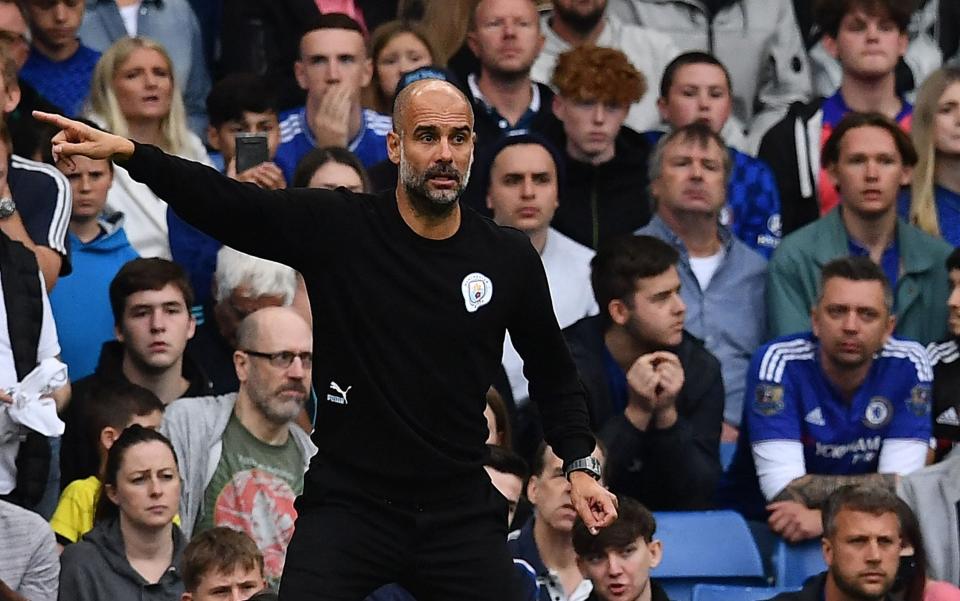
[747,334,932,476]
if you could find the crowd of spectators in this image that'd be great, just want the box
[3,0,960,600]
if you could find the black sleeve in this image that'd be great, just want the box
[120,143,344,271]
[507,239,595,465]
[600,357,724,510]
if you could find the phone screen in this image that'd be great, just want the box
[235,133,270,173]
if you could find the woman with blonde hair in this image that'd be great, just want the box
[85,36,211,260]
[909,66,960,245]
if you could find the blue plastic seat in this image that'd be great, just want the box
[774,538,826,588]
[652,511,767,601]
[692,584,799,601]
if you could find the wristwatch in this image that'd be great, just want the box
[0,196,15,219]
[564,456,602,481]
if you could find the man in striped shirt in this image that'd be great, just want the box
[725,257,931,542]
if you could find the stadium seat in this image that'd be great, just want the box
[692,584,799,601]
[774,538,826,588]
[652,511,767,601]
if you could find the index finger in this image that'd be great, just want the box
[32,110,73,129]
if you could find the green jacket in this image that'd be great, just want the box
[768,208,951,344]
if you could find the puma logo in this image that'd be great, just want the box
[326,381,351,405]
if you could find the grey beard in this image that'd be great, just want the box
[399,149,473,217]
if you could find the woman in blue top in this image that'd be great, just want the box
[909,66,960,246]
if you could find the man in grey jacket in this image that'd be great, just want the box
[898,448,960,584]
[161,306,317,589]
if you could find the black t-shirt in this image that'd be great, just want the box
[122,144,595,503]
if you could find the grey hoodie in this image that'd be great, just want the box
[58,517,185,601]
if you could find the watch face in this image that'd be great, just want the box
[0,197,15,218]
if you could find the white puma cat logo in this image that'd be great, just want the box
[327,381,352,405]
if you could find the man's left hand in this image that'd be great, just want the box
[569,471,618,534]
[767,500,822,542]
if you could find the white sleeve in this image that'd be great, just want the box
[35,273,59,362]
[753,440,807,501]
[877,439,928,475]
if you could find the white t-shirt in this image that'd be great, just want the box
[118,2,141,37]
[689,248,725,291]
[0,274,61,494]
[502,229,598,407]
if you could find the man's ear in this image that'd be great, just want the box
[552,95,565,120]
[657,96,670,123]
[206,125,222,152]
[181,593,193,601]
[100,426,120,452]
[822,35,839,60]
[360,56,373,88]
[822,536,834,567]
[294,58,308,91]
[648,539,663,569]
[899,165,913,187]
[1,82,20,115]
[234,350,250,383]
[526,475,540,505]
[607,299,630,327]
[387,130,401,165]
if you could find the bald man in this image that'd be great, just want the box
[160,307,318,588]
[36,80,614,600]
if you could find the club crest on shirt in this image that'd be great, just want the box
[863,397,893,429]
[753,384,784,416]
[906,385,931,417]
[461,272,493,313]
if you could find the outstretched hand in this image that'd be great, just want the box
[32,111,136,169]
[569,471,618,535]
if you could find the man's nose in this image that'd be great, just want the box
[287,355,307,378]
[520,176,535,198]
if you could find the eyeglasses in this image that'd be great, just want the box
[241,349,313,369]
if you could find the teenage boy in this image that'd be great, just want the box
[180,527,267,600]
[759,0,913,235]
[572,495,667,601]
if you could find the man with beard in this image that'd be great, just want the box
[724,257,931,542]
[531,0,678,133]
[36,75,615,600]
[161,307,317,590]
[766,486,902,601]
[563,235,723,510]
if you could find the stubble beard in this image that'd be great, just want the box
[554,1,606,34]
[399,145,473,217]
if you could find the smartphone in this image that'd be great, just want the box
[235,132,270,173]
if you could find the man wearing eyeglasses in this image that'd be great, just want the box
[161,305,318,591]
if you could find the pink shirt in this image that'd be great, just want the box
[926,580,960,601]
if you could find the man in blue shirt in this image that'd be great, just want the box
[637,122,767,436]
[646,51,782,258]
[276,13,391,183]
[726,256,931,542]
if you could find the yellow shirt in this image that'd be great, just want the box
[50,476,181,544]
[50,476,100,544]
